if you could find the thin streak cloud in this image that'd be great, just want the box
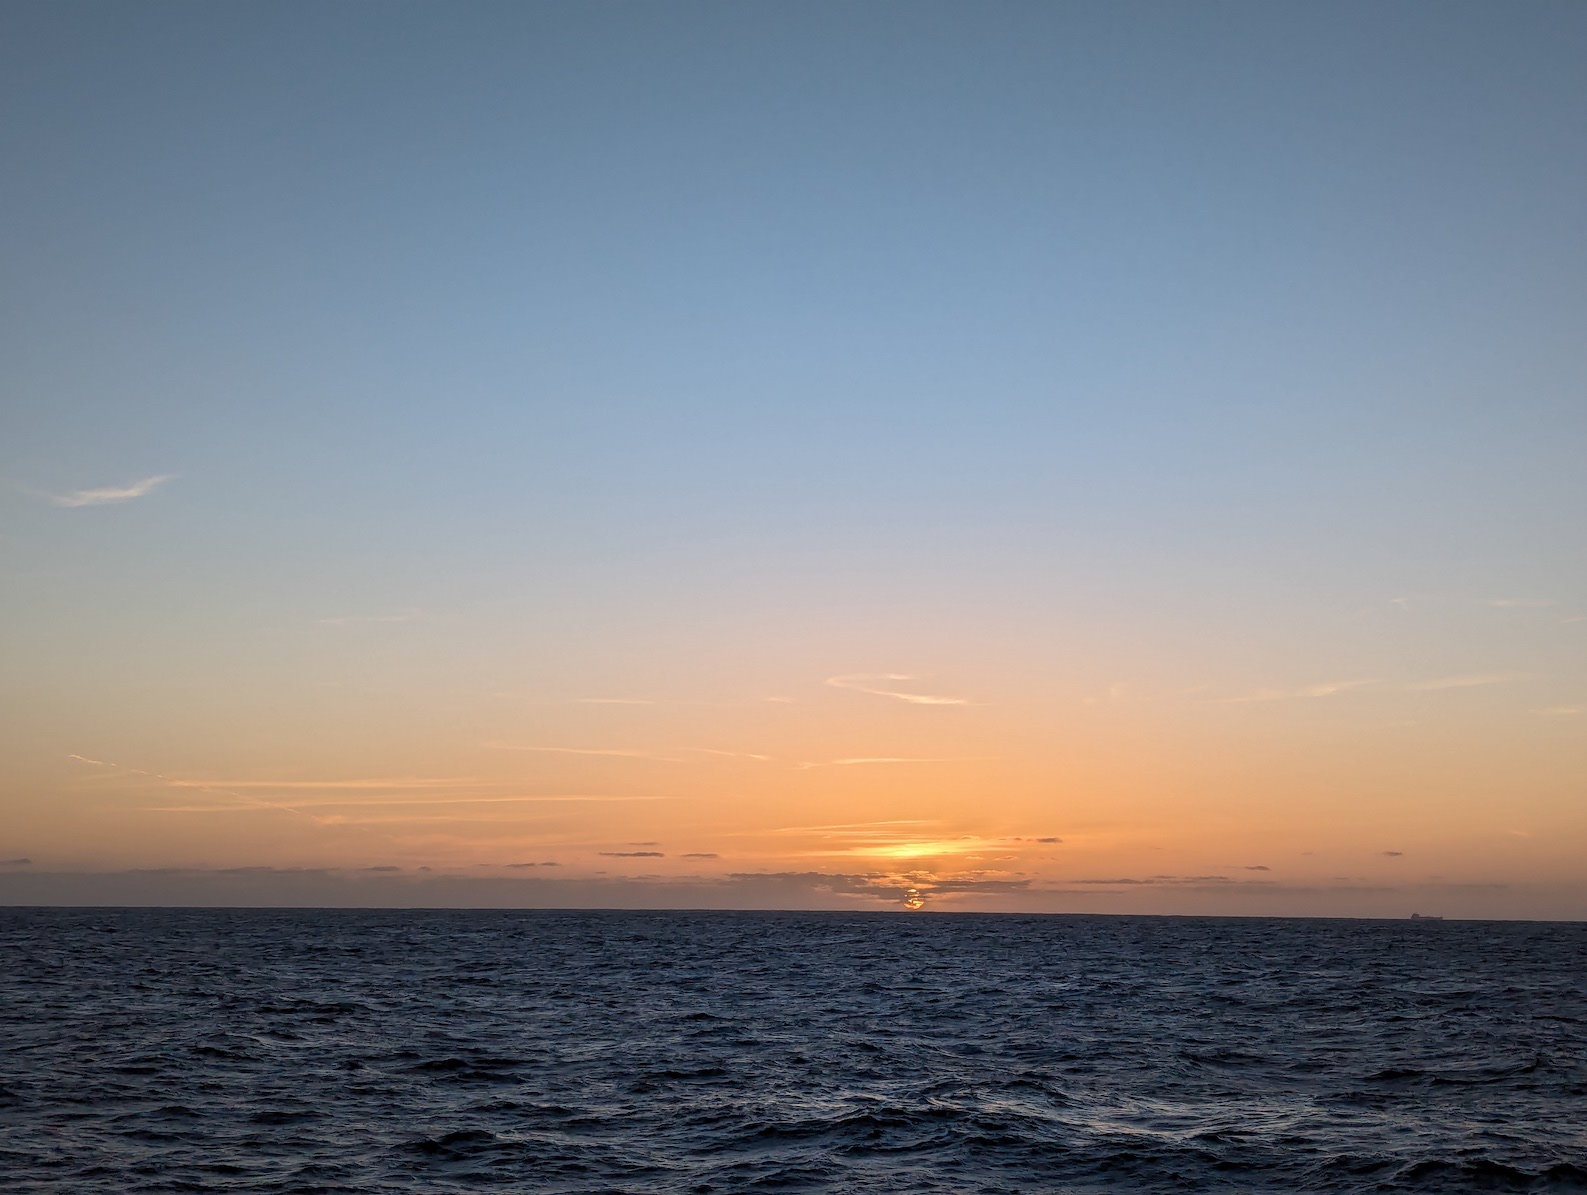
[141,794,670,812]
[774,820,937,833]
[48,475,174,507]
[1210,680,1380,703]
[795,757,989,770]
[166,777,483,790]
[824,674,971,706]
[1403,674,1517,692]
[481,744,685,762]
[69,754,326,823]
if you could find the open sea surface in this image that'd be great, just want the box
[2,908,1584,1193]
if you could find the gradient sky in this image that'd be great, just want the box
[2,1,1584,916]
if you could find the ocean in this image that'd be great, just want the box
[2,908,1584,1193]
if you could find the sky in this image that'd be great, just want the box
[2,1,1584,917]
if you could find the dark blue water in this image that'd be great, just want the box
[2,909,1584,1193]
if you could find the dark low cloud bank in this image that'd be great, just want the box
[0,868,1579,920]
[0,867,1025,910]
[1072,875,1271,887]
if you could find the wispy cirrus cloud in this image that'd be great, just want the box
[142,794,667,813]
[69,753,326,823]
[485,743,966,769]
[1210,679,1380,704]
[794,756,989,770]
[164,777,478,790]
[1403,673,1517,692]
[773,820,937,834]
[1211,673,1521,704]
[46,474,173,507]
[72,758,665,820]
[481,743,685,762]
[825,674,971,706]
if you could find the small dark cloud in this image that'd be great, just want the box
[1382,850,1404,857]
[0,858,32,867]
[1035,837,1061,844]
[682,852,720,859]
[628,841,660,847]
[1245,865,1271,871]
[361,865,401,873]
[601,851,664,858]
[506,862,558,869]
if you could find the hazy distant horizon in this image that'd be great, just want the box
[4,899,1584,925]
[3,865,1581,922]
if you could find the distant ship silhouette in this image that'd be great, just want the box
[1409,913,1444,921]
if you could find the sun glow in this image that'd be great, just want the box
[850,840,988,860]
[2,2,1582,921]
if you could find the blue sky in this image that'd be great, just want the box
[2,2,1584,913]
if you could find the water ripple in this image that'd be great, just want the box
[2,909,1584,1192]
